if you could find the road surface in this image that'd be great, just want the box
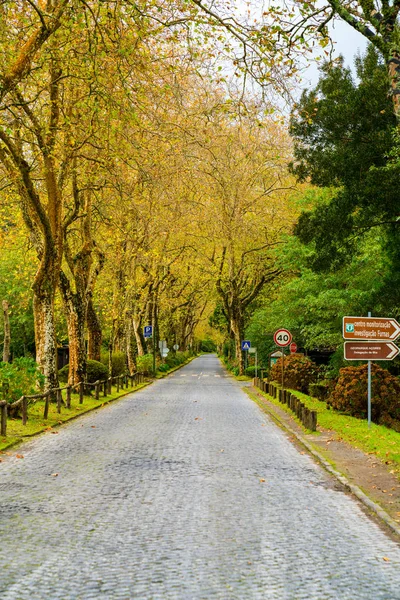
[1,355,400,599]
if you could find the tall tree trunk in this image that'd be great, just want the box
[126,315,136,374]
[108,319,116,376]
[33,284,58,390]
[230,315,245,375]
[133,318,146,356]
[388,48,400,122]
[2,300,10,362]
[87,297,102,361]
[59,273,86,385]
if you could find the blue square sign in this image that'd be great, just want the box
[144,326,153,339]
[241,340,251,351]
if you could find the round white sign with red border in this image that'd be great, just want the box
[290,342,297,353]
[273,329,292,347]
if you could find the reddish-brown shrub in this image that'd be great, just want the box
[270,354,320,392]
[328,364,400,424]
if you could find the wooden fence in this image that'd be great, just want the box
[0,372,146,437]
[253,377,317,432]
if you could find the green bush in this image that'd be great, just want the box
[137,354,154,374]
[329,364,400,426]
[309,381,330,400]
[270,353,320,393]
[100,351,126,376]
[0,357,45,404]
[158,363,170,372]
[58,360,108,384]
[245,366,257,377]
[199,339,216,352]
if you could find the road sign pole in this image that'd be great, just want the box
[368,311,372,428]
[368,359,372,428]
[255,350,258,379]
[281,350,284,391]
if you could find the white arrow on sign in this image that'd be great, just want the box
[387,342,399,360]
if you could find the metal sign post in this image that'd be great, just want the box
[249,347,257,378]
[368,312,372,428]
[152,325,157,377]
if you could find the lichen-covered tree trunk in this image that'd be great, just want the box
[133,318,146,356]
[65,304,86,386]
[126,315,136,374]
[388,48,400,122]
[87,298,102,361]
[59,273,86,385]
[230,315,245,375]
[2,300,10,362]
[33,284,58,391]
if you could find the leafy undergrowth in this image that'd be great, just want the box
[0,382,149,452]
[256,384,400,476]
[155,356,197,379]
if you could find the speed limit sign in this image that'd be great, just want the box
[274,329,292,347]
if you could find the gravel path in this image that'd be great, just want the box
[1,355,400,599]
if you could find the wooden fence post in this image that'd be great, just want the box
[116,376,120,392]
[103,380,107,397]
[56,390,62,414]
[108,378,112,394]
[310,410,317,432]
[22,396,28,424]
[95,381,100,400]
[1,402,7,436]
[79,382,84,404]
[44,393,50,419]
[66,385,71,409]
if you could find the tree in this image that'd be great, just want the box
[281,0,400,122]
[290,48,400,296]
[193,104,297,373]
[246,225,390,372]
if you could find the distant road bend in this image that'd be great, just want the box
[1,355,400,599]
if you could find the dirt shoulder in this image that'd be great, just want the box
[249,386,400,528]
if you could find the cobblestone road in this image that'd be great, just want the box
[1,355,400,599]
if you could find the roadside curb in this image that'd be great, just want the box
[249,386,400,539]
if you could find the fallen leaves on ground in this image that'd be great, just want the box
[51,473,59,477]
[383,557,390,562]
[16,454,24,459]
[259,478,266,483]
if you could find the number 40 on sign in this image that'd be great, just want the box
[274,329,292,347]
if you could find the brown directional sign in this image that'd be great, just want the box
[343,316,400,341]
[344,341,400,361]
